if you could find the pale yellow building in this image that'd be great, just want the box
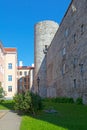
[0,42,4,89]
[4,48,17,99]
[0,41,17,99]
[17,63,34,93]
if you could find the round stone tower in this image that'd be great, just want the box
[34,20,59,97]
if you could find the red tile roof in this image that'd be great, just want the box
[4,48,17,52]
[17,66,34,70]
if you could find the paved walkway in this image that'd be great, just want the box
[0,110,21,130]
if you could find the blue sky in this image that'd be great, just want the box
[0,0,71,66]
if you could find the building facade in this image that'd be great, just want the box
[4,48,17,99]
[17,65,34,93]
[34,0,87,104]
[0,42,4,89]
[0,42,17,99]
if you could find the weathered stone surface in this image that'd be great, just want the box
[34,20,59,97]
[47,0,87,102]
[34,0,87,104]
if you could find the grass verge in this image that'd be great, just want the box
[0,100,14,110]
[20,101,87,130]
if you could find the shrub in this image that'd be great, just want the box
[13,91,43,114]
[30,92,43,114]
[0,83,5,98]
[75,97,83,105]
[43,97,74,104]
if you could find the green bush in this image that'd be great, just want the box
[0,83,5,99]
[43,97,74,104]
[30,92,43,114]
[54,97,74,103]
[75,97,83,105]
[13,91,43,114]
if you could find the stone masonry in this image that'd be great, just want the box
[34,0,87,104]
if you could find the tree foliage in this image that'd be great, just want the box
[0,82,5,98]
[13,91,43,114]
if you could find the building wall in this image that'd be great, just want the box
[0,43,4,88]
[46,0,87,103]
[17,67,34,93]
[34,0,87,104]
[17,68,30,92]
[34,20,59,97]
[4,51,17,98]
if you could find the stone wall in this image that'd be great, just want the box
[34,20,58,97]
[46,0,87,103]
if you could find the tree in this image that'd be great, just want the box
[13,91,43,114]
[0,82,5,98]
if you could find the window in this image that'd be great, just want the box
[74,34,76,43]
[81,24,84,35]
[62,64,65,75]
[19,86,22,90]
[74,79,76,88]
[65,28,69,37]
[73,58,77,68]
[20,71,22,75]
[19,78,22,82]
[24,71,27,76]
[79,63,83,73]
[62,48,66,56]
[43,45,48,54]
[24,78,27,82]
[8,75,12,81]
[8,86,12,92]
[8,63,12,69]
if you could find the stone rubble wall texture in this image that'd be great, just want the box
[46,0,87,104]
[34,0,87,104]
[34,21,59,97]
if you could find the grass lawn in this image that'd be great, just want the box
[0,99,87,130]
[0,100,14,110]
[20,101,87,130]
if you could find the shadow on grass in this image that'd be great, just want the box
[1,100,87,130]
[20,102,87,130]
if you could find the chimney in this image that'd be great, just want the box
[19,61,23,67]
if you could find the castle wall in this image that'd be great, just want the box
[46,0,87,103]
[34,20,58,97]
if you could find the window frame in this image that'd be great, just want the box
[8,86,12,92]
[8,75,12,81]
[8,63,12,69]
